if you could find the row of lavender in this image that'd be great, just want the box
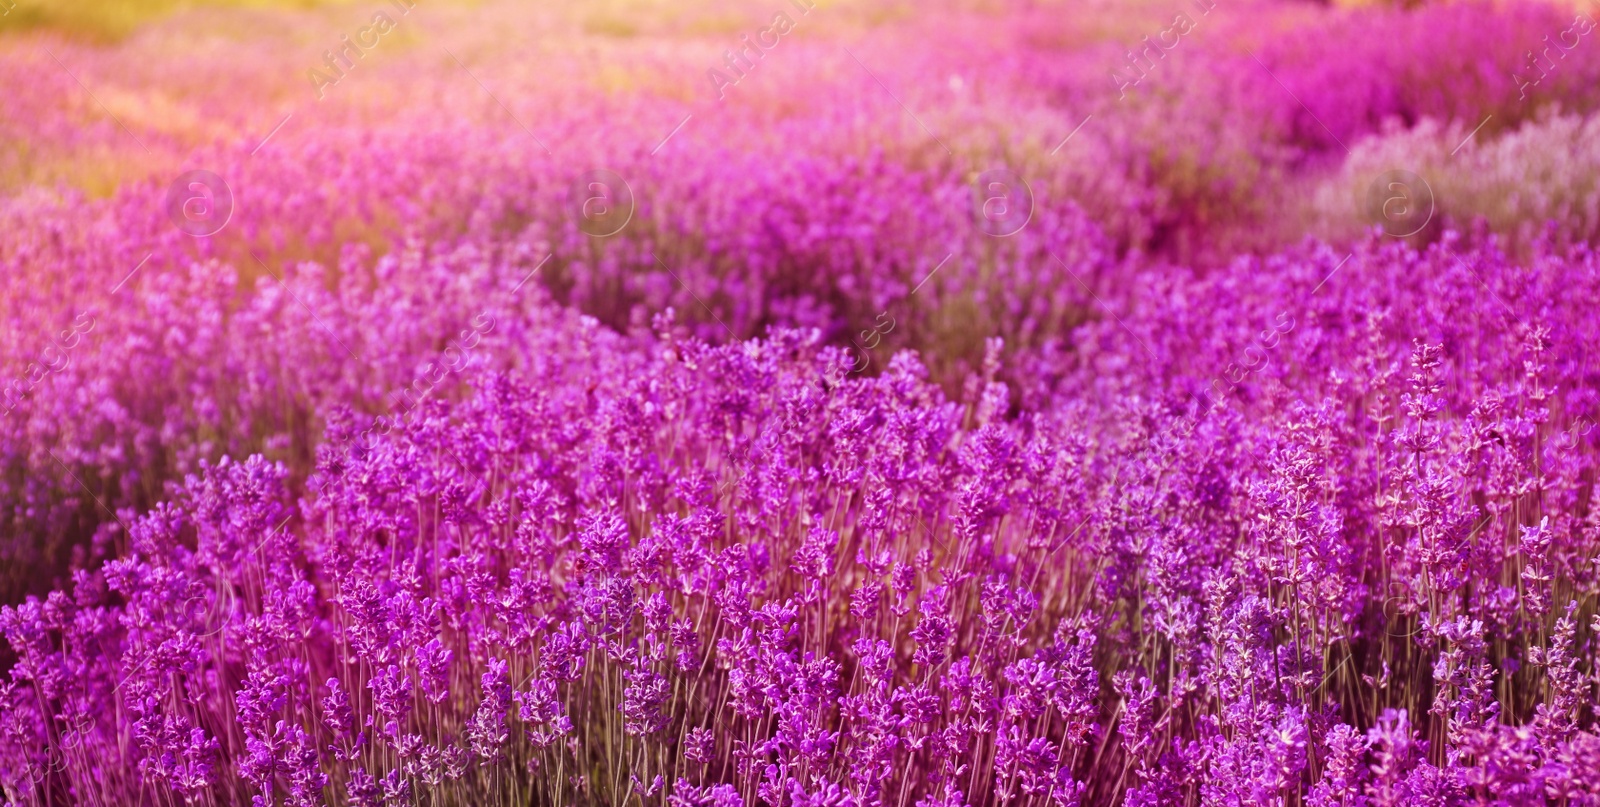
[8,0,1600,598]
[3,228,1597,804]
[5,0,1600,260]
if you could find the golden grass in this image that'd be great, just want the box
[0,0,346,42]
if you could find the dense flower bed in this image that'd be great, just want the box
[2,0,1599,805]
[4,231,1598,805]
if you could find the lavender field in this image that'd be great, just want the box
[2,0,1599,804]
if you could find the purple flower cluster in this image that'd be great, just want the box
[3,226,1598,804]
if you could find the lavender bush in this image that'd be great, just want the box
[1314,112,1600,256]
[4,232,1598,805]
